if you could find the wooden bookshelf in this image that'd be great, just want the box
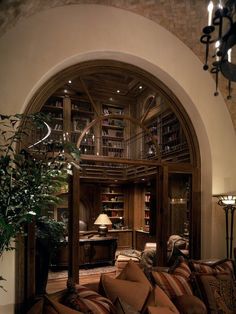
[100,185,125,228]
[144,109,190,162]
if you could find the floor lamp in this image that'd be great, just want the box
[214,195,236,259]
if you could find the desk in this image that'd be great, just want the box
[135,230,155,251]
[51,236,117,269]
[108,229,133,249]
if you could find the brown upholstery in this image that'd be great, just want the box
[147,306,177,314]
[173,295,207,314]
[192,272,236,313]
[26,294,83,314]
[101,260,180,313]
[102,275,150,311]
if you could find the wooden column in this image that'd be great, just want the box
[26,222,36,305]
[191,167,201,259]
[68,166,80,283]
[156,165,168,266]
[15,234,26,314]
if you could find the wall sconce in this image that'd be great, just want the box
[214,194,236,259]
[94,213,112,237]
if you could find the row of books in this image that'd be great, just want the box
[47,100,63,108]
[53,123,63,130]
[71,101,91,111]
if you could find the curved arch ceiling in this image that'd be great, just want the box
[33,60,198,167]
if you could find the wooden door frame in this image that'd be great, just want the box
[162,164,201,260]
[15,59,201,311]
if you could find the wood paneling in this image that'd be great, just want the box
[135,230,155,251]
[108,230,133,249]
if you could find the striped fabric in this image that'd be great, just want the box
[63,285,116,314]
[171,259,192,279]
[151,260,193,300]
[151,271,193,299]
[190,259,235,279]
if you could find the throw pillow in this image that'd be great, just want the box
[151,271,193,300]
[153,285,179,313]
[152,258,193,300]
[192,272,236,313]
[117,259,152,290]
[169,256,192,279]
[101,274,150,311]
[62,284,115,314]
[114,297,140,314]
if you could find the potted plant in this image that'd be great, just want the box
[35,216,67,295]
[0,112,80,290]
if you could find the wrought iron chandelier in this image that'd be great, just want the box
[200,0,236,98]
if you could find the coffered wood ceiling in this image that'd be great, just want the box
[0,0,236,129]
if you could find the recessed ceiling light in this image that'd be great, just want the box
[139,85,143,90]
[64,89,68,93]
[68,80,72,84]
[109,97,113,101]
[117,90,120,93]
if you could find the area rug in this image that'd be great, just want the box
[47,266,117,293]
[48,266,117,280]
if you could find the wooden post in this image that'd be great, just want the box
[26,222,36,305]
[68,166,80,284]
[157,165,168,266]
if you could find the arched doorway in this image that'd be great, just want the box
[19,60,201,301]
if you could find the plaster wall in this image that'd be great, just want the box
[0,5,235,311]
[0,251,15,313]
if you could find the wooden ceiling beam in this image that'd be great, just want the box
[80,78,100,116]
[80,154,161,166]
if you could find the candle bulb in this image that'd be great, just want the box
[228,48,232,63]
[208,1,214,26]
[215,40,220,61]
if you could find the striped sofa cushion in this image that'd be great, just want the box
[189,259,235,279]
[151,259,193,299]
[151,271,193,299]
[171,258,192,279]
[62,285,116,314]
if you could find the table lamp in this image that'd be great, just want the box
[94,213,112,236]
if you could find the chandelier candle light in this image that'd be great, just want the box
[214,195,236,259]
[200,0,236,98]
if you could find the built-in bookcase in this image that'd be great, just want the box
[144,109,190,162]
[100,185,125,228]
[101,103,126,158]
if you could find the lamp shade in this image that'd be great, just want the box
[213,194,236,259]
[94,213,112,225]
[214,195,236,206]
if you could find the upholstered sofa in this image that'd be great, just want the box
[27,257,236,313]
